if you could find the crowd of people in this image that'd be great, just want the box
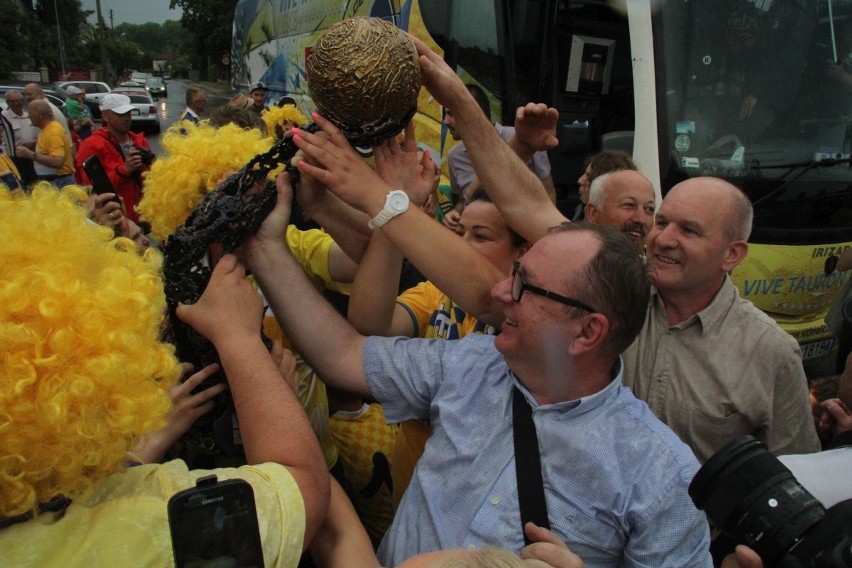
[1,36,850,568]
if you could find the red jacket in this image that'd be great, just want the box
[76,128,151,224]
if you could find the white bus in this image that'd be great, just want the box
[233,0,852,371]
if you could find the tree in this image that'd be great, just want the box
[115,21,187,58]
[170,0,237,80]
[0,0,30,78]
[31,0,92,73]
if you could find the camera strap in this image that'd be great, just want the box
[512,385,551,545]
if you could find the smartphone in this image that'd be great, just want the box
[167,475,265,568]
[81,154,120,204]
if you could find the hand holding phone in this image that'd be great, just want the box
[168,475,265,567]
[82,155,121,205]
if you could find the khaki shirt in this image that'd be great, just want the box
[622,276,820,462]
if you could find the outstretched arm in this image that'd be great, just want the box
[412,37,566,242]
[292,116,506,327]
[309,478,382,568]
[176,254,330,550]
[348,124,432,336]
[241,172,372,398]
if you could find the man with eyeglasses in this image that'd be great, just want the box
[243,151,712,566]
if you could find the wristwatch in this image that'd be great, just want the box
[368,189,410,229]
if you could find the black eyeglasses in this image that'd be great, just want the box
[511,261,597,313]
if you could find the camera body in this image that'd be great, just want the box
[136,147,156,167]
[689,435,852,568]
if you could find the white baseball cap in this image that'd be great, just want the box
[65,86,83,95]
[99,93,135,114]
[249,81,267,93]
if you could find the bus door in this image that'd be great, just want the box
[508,1,635,214]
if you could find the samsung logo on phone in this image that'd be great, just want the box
[200,496,225,505]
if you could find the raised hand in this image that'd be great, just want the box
[292,114,391,215]
[130,362,227,463]
[408,35,470,110]
[514,103,560,154]
[240,171,296,267]
[175,254,263,347]
[374,121,436,206]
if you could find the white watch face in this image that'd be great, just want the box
[389,191,409,212]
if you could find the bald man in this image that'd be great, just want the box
[24,83,70,133]
[15,100,74,187]
[621,177,820,462]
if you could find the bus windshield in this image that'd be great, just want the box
[419,2,507,119]
[655,0,852,243]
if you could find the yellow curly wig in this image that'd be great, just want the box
[0,183,182,518]
[137,121,276,242]
[262,104,309,139]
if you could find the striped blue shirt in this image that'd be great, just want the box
[365,334,711,568]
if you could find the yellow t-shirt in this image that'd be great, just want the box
[0,153,22,191]
[36,120,74,176]
[397,280,496,339]
[0,460,305,568]
[285,225,351,295]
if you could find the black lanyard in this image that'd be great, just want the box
[512,386,551,545]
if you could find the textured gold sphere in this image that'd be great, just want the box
[307,17,421,146]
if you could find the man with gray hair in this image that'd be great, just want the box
[621,177,819,462]
[15,99,74,187]
[24,83,74,166]
[585,169,656,251]
[3,89,38,185]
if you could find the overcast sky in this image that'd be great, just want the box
[80,0,183,26]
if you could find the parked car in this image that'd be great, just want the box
[146,77,167,98]
[53,80,111,119]
[116,85,148,94]
[110,89,160,134]
[0,83,66,112]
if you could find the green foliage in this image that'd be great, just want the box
[168,56,192,79]
[115,20,188,57]
[1,0,202,82]
[0,0,30,78]
[170,0,237,80]
[33,0,92,70]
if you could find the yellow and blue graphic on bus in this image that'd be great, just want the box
[232,0,452,173]
[732,242,852,356]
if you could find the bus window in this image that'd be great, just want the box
[420,1,507,118]
[654,0,852,358]
[658,0,852,239]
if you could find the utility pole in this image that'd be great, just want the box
[110,9,114,30]
[96,0,110,83]
[53,0,67,79]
